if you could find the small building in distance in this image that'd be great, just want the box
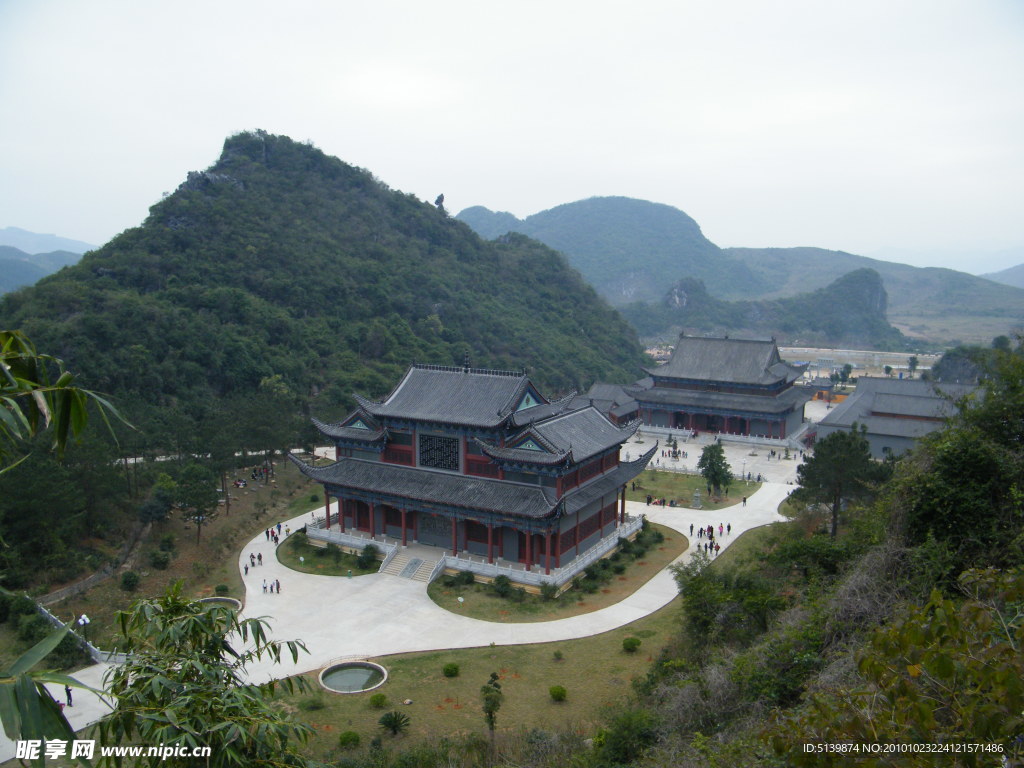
[291,363,655,582]
[625,334,812,439]
[815,377,976,458]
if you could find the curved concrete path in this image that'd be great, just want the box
[239,481,792,682]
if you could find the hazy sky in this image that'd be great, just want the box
[2,1,1022,272]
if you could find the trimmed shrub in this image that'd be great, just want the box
[442,663,459,678]
[454,570,474,586]
[338,731,361,749]
[553,650,564,662]
[309,493,319,503]
[215,584,229,596]
[490,574,513,598]
[539,582,558,601]
[158,534,176,552]
[368,692,389,709]
[511,586,527,603]
[549,685,567,702]
[622,636,642,653]
[120,571,140,592]
[612,562,627,575]
[149,550,171,570]
[356,544,379,570]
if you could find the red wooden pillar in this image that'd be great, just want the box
[324,490,331,528]
[451,519,457,555]
[412,512,418,542]
[780,419,787,439]
[524,530,532,571]
[339,499,346,533]
[369,502,376,538]
[487,523,494,564]
[544,531,552,575]
[400,508,407,546]
[554,529,561,569]
[335,446,340,461]
[620,486,626,524]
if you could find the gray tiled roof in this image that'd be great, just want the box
[311,416,388,443]
[290,454,557,518]
[646,335,806,386]
[564,444,658,515]
[509,392,578,427]
[629,384,812,415]
[819,377,976,438]
[532,407,639,461]
[355,365,532,428]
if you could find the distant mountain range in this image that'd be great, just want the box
[0,226,94,256]
[458,198,1024,346]
[0,244,83,294]
[983,263,1024,290]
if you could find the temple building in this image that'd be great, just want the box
[815,377,975,458]
[290,363,655,580]
[585,335,811,439]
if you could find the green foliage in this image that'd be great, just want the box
[548,685,567,702]
[480,672,503,739]
[0,329,125,473]
[16,613,50,644]
[593,708,659,767]
[368,692,389,709]
[490,574,513,598]
[378,710,410,736]
[453,570,474,586]
[539,581,558,601]
[0,621,92,758]
[697,442,732,496]
[552,650,563,662]
[356,543,379,570]
[119,571,140,592]
[0,592,10,623]
[442,663,459,678]
[622,636,641,653]
[337,730,360,749]
[793,424,890,539]
[97,581,313,767]
[770,568,1024,766]
[1,134,646,454]
[148,550,171,570]
[214,584,229,596]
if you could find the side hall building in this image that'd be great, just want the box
[290,363,655,575]
[625,334,812,439]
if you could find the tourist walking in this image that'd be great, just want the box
[65,685,73,707]
[257,553,263,565]
[262,579,267,593]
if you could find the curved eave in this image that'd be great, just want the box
[311,416,388,443]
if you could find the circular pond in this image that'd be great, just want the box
[319,661,388,694]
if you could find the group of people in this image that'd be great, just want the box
[689,522,730,556]
[263,578,282,594]
[243,551,264,575]
[265,521,287,545]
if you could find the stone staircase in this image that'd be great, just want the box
[380,550,441,582]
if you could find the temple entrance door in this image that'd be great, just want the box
[673,412,688,429]
[353,501,371,532]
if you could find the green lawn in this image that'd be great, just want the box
[627,468,760,510]
[276,533,380,577]
[277,599,680,763]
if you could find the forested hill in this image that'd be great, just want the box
[621,268,908,349]
[459,197,761,303]
[0,132,646,433]
[459,198,1024,345]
